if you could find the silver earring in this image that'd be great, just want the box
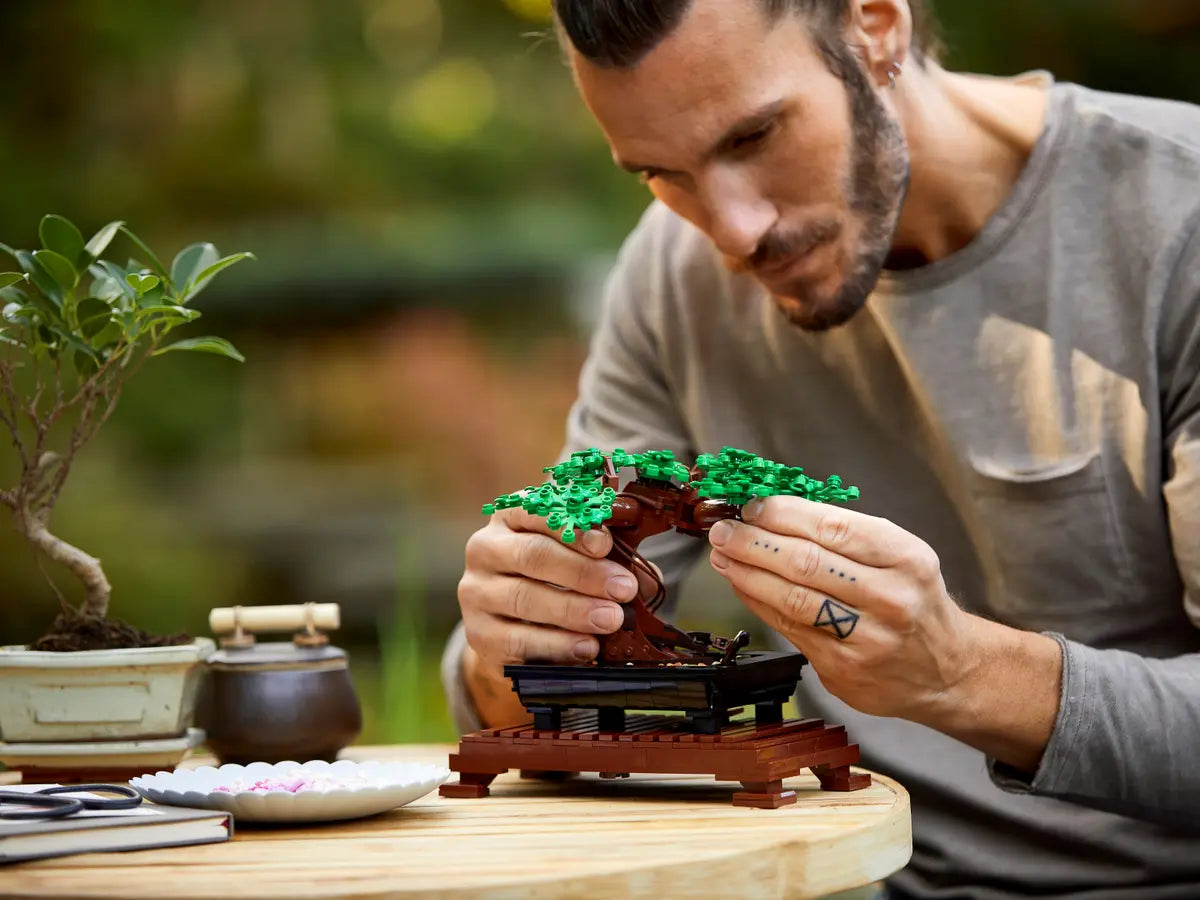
[887,59,903,90]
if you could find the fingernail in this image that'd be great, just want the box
[743,499,764,521]
[573,639,597,660]
[709,520,732,546]
[710,550,730,570]
[606,574,637,601]
[581,530,606,555]
[589,605,623,631]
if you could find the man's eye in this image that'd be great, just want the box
[732,125,772,150]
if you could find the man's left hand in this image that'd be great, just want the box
[707,495,978,723]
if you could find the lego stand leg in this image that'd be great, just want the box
[733,780,798,809]
[597,707,625,732]
[813,764,872,791]
[530,706,562,731]
[755,701,784,726]
[686,709,728,734]
[440,771,503,799]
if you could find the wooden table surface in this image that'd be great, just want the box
[1,744,911,900]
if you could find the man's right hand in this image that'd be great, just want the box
[457,507,641,728]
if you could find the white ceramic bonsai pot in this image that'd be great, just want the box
[0,637,215,742]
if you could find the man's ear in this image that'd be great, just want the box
[846,0,913,87]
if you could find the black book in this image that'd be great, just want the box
[0,804,233,864]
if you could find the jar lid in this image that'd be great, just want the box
[207,641,347,667]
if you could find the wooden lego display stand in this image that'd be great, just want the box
[443,649,871,809]
[443,710,869,808]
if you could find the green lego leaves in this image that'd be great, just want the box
[691,446,859,504]
[538,447,687,486]
[624,449,691,482]
[482,480,616,544]
[482,446,858,544]
[542,447,611,484]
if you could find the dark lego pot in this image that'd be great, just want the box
[504,650,808,732]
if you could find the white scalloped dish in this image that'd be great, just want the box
[130,758,451,823]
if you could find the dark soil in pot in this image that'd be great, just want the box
[29,609,191,651]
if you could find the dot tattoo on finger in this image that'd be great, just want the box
[814,598,860,639]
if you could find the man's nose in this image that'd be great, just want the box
[703,176,776,261]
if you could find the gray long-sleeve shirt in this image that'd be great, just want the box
[442,80,1200,897]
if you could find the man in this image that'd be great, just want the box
[443,0,1200,896]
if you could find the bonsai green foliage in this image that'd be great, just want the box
[484,446,858,545]
[542,447,689,485]
[542,447,612,484]
[691,446,859,505]
[621,449,691,482]
[483,481,617,544]
[509,447,685,542]
[0,214,253,620]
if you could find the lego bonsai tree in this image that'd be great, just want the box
[484,446,858,666]
[0,215,252,650]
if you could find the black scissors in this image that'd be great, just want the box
[0,784,142,820]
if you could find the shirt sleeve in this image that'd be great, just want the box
[440,619,484,735]
[440,204,705,733]
[987,215,1200,829]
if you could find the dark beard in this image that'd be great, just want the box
[778,45,910,331]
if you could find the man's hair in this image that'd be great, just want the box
[552,0,942,70]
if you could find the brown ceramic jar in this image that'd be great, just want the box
[195,642,362,765]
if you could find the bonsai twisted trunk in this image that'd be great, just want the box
[0,355,124,621]
[17,505,111,618]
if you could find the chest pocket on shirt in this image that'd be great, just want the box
[968,451,1135,631]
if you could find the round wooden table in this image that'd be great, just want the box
[1,744,911,899]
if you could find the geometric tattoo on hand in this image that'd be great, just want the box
[813,598,860,639]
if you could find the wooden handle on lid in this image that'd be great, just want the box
[209,603,340,635]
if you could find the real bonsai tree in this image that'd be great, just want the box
[0,215,252,650]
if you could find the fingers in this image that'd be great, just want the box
[467,519,637,605]
[710,546,863,641]
[733,588,832,656]
[463,607,599,665]
[709,518,873,603]
[709,515,898,645]
[493,506,614,559]
[460,511,642,670]
[461,572,626,634]
[633,559,664,598]
[742,496,938,575]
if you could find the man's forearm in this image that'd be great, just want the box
[920,616,1064,774]
[462,643,533,729]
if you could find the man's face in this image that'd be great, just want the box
[571,0,909,330]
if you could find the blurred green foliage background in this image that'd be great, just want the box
[2,0,1199,745]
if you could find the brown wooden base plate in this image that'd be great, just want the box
[441,712,870,808]
[4,765,156,784]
